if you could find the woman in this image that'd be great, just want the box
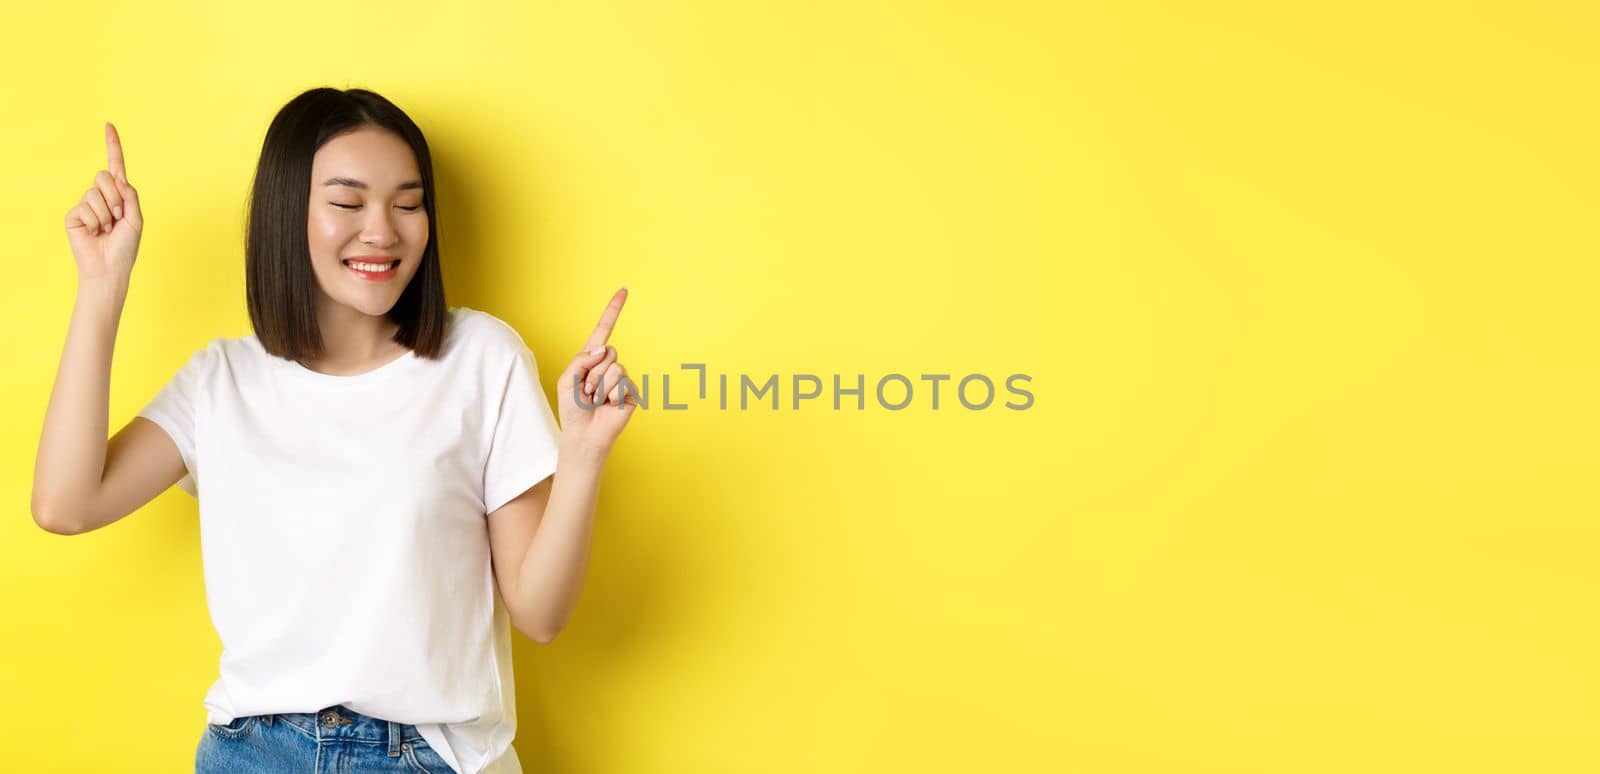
[32,87,638,773]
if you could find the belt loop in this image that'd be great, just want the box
[388,720,402,757]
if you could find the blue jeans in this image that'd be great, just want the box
[195,704,455,773]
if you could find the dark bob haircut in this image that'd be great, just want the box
[245,87,448,362]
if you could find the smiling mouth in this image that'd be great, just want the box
[343,258,400,278]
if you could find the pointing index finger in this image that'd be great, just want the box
[583,287,628,350]
[105,122,127,182]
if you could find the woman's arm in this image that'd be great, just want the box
[32,122,153,534]
[487,442,607,642]
[487,288,637,641]
[33,278,128,533]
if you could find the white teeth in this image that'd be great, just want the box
[347,261,397,272]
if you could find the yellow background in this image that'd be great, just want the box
[3,1,1596,771]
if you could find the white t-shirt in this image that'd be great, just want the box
[137,305,561,774]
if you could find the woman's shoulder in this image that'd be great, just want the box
[449,306,532,354]
[145,334,249,390]
[178,334,240,368]
[191,308,532,369]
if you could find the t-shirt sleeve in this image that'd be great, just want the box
[482,339,564,515]
[136,343,211,499]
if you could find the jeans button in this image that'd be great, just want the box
[320,711,337,727]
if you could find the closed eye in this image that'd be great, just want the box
[331,203,422,211]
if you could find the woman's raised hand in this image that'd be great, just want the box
[556,287,637,457]
[65,122,143,283]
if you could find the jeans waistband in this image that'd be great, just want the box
[268,704,427,753]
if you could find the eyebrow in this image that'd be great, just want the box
[321,176,424,191]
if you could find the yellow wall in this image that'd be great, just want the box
[4,1,1595,771]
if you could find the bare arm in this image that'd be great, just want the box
[32,278,126,533]
[488,443,607,643]
[487,289,637,642]
[30,122,179,535]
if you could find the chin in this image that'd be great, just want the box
[335,290,402,315]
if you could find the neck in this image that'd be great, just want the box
[303,296,405,373]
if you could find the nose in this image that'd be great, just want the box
[359,210,400,248]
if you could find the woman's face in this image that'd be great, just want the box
[306,126,428,319]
